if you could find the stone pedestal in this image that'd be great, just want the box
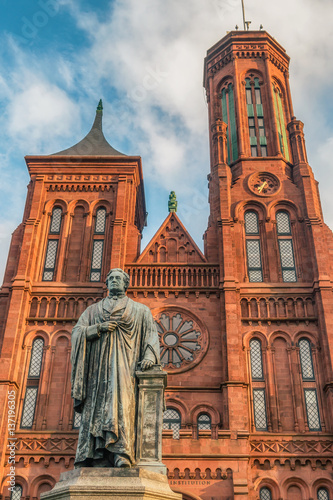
[40,467,182,500]
[135,366,167,474]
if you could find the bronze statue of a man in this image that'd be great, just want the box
[71,268,160,468]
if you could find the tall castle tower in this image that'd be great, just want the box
[0,31,332,500]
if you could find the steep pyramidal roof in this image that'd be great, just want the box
[53,100,125,156]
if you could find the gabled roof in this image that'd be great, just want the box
[52,100,125,156]
[137,212,206,264]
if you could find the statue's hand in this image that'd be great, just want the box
[141,359,154,371]
[99,321,117,333]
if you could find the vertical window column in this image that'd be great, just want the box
[43,207,63,281]
[21,338,44,428]
[245,77,267,157]
[250,339,268,431]
[245,211,263,282]
[272,83,290,161]
[221,83,238,164]
[276,211,297,282]
[298,338,322,431]
[90,208,106,282]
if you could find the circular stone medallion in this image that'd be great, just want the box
[154,308,208,373]
[248,172,280,197]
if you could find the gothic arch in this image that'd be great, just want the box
[267,198,303,221]
[90,198,113,213]
[44,198,68,214]
[268,330,292,346]
[282,476,310,499]
[242,68,264,81]
[312,478,333,500]
[189,403,221,426]
[67,199,90,215]
[253,476,281,499]
[22,329,50,347]
[233,199,267,221]
[243,330,268,349]
[216,74,234,94]
[30,474,56,497]
[294,330,319,346]
[50,330,71,347]
[164,397,189,425]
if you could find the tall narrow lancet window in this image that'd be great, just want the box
[250,339,268,431]
[43,206,63,281]
[21,338,44,428]
[276,211,297,282]
[298,338,321,431]
[245,77,267,157]
[90,207,106,281]
[245,211,263,282]
[272,82,290,161]
[221,82,238,163]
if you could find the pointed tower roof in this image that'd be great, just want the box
[53,100,126,156]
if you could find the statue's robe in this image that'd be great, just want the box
[71,296,160,465]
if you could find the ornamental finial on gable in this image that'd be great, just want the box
[168,191,177,213]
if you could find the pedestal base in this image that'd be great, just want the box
[40,467,182,500]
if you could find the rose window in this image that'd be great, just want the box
[155,309,208,372]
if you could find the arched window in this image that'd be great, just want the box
[90,207,107,281]
[260,487,272,500]
[197,413,211,431]
[250,338,268,431]
[43,206,63,281]
[95,207,106,234]
[250,339,263,380]
[272,82,290,161]
[245,211,263,282]
[21,338,44,429]
[298,338,321,431]
[10,485,22,500]
[245,76,267,157]
[276,211,297,282]
[317,488,330,500]
[163,408,181,439]
[221,82,238,163]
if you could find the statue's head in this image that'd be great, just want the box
[105,268,130,294]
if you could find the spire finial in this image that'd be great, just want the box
[97,99,103,112]
[168,191,177,213]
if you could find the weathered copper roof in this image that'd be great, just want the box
[53,100,125,156]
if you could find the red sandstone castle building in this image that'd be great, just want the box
[0,29,332,500]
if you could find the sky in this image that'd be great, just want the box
[0,0,333,281]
